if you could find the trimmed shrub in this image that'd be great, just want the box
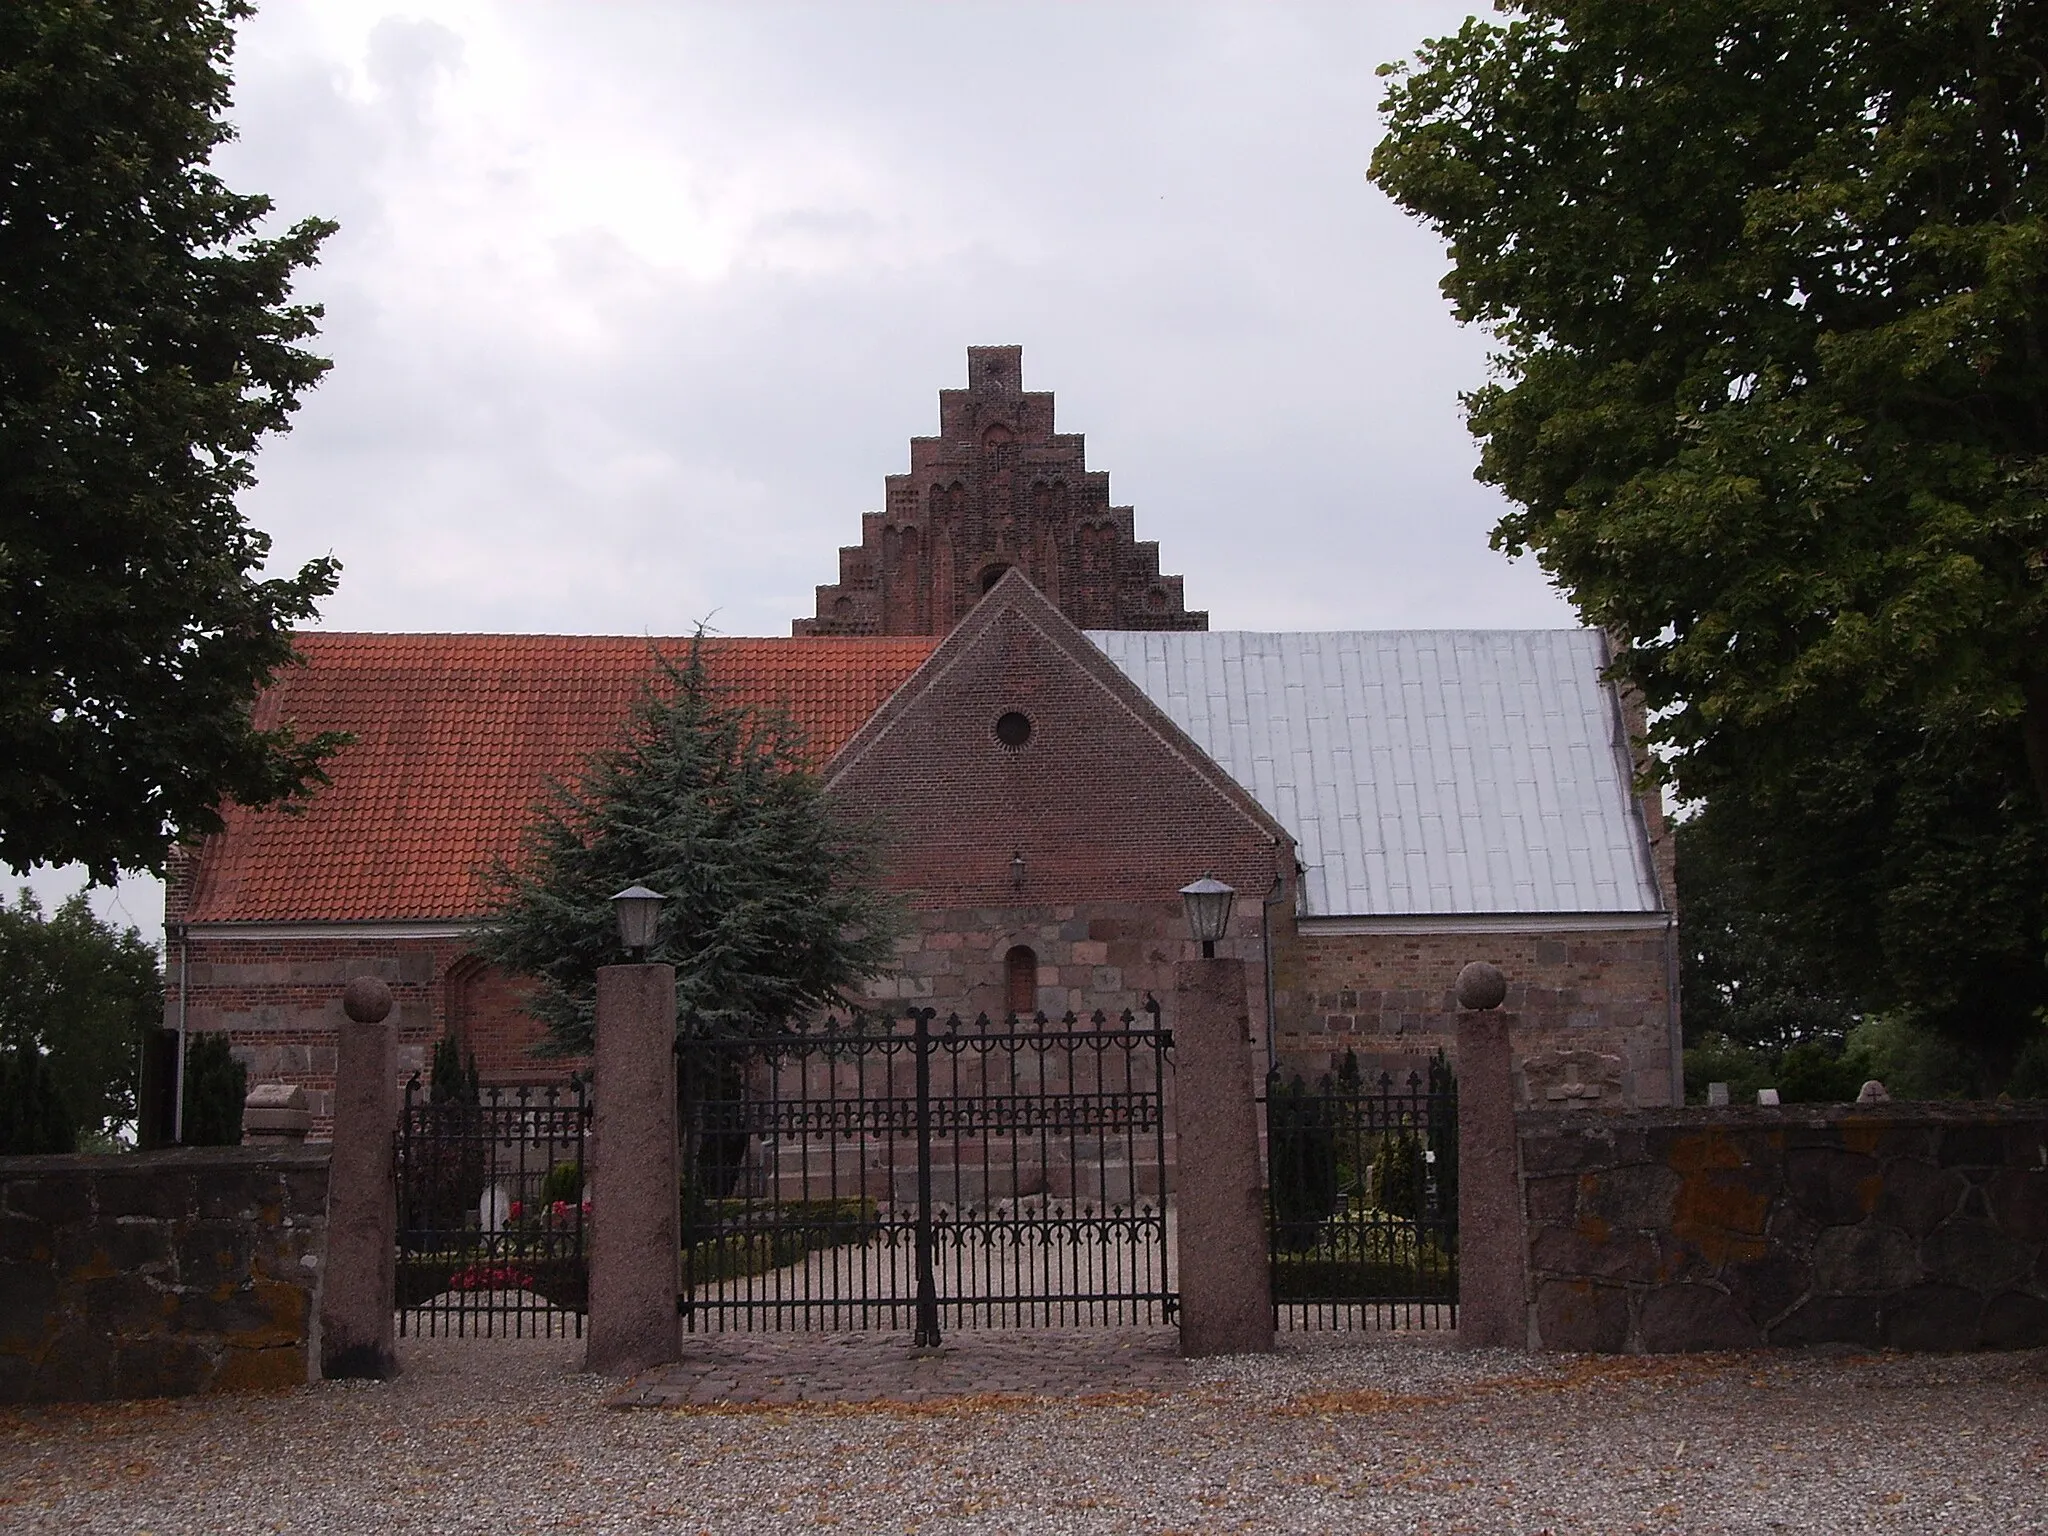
[180,1032,245,1146]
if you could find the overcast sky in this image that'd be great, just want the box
[16,0,1576,937]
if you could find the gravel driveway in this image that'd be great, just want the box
[3,1330,2044,1534]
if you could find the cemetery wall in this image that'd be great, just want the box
[1518,1103,2048,1352]
[0,1145,329,1402]
[1276,921,1678,1107]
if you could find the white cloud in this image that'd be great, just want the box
[17,3,1576,938]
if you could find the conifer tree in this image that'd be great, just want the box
[480,640,901,1054]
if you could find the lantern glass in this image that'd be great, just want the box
[1178,875,1236,947]
[610,884,666,955]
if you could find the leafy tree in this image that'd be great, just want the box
[0,891,161,1147]
[1372,3,2048,1072]
[1372,2,2048,811]
[1675,707,2048,1076]
[0,1045,75,1155]
[1,0,345,882]
[480,642,903,1055]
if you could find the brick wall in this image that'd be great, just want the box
[829,597,1291,915]
[1518,1104,2048,1352]
[1275,923,1677,1107]
[170,934,570,1134]
[860,899,1259,1027]
[0,1146,329,1402]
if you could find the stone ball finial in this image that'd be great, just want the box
[342,975,393,1024]
[1455,960,1507,1012]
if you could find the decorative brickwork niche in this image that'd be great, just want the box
[796,347,1207,637]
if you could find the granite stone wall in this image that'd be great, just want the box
[1276,925,1678,1107]
[0,1146,329,1402]
[1519,1105,2048,1352]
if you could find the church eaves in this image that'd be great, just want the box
[795,346,1207,638]
[181,633,935,925]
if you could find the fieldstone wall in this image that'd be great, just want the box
[1520,1105,2048,1352]
[0,1146,329,1402]
[1276,922,1678,1107]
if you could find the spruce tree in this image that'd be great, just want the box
[480,639,902,1053]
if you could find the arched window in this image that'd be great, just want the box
[1005,945,1037,1018]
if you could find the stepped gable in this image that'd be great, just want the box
[795,345,1207,637]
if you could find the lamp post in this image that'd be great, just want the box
[587,883,679,1376]
[610,884,666,959]
[1170,869,1272,1355]
[1179,875,1236,959]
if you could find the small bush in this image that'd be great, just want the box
[180,1033,245,1146]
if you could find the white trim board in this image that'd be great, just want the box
[180,921,481,942]
[1299,911,1673,937]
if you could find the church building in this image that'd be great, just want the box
[166,347,1680,1129]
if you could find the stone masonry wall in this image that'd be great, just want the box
[859,899,1265,1038]
[170,935,581,1135]
[1519,1104,2048,1352]
[0,1146,330,1402]
[1276,924,1676,1107]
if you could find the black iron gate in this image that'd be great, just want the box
[678,1004,1174,1338]
[396,1079,591,1338]
[1263,1053,1458,1330]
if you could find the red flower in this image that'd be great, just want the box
[551,1199,569,1220]
[508,1199,523,1220]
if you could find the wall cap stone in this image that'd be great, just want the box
[0,1145,331,1175]
[1517,1101,2048,1133]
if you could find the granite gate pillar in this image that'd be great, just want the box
[1171,957,1274,1356]
[584,962,681,1376]
[321,976,400,1379]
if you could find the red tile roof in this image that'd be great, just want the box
[185,633,937,923]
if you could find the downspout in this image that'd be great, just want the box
[170,921,190,1145]
[1665,915,1684,1106]
[1260,839,1288,1079]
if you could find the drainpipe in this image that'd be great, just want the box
[170,921,190,1145]
[1260,842,1289,1078]
[1665,914,1684,1106]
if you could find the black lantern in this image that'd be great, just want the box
[1179,875,1236,959]
[610,884,666,960]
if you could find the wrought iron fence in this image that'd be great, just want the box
[396,1079,590,1338]
[1263,1054,1457,1330]
[678,1003,1174,1339]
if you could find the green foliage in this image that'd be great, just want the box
[681,1199,882,1288]
[480,639,903,1054]
[1687,1015,1985,1104]
[1371,1131,1426,1221]
[1373,5,2048,1066]
[428,1033,481,1105]
[179,1031,244,1146]
[1266,1072,1340,1251]
[0,0,345,880]
[1270,1218,1456,1302]
[538,1160,582,1207]
[0,892,161,1146]
[0,1045,75,1154]
[1425,1048,1458,1219]
[1675,731,2048,1075]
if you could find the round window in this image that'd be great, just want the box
[995,711,1033,748]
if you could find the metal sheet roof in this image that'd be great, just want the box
[1086,629,1664,918]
